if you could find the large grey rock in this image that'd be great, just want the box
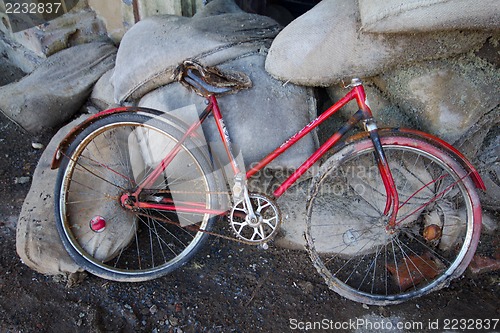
[0,31,43,73]
[265,0,491,86]
[90,68,116,110]
[139,53,317,170]
[0,42,116,134]
[11,9,111,57]
[359,0,500,33]
[373,55,500,144]
[16,116,89,276]
[110,0,281,103]
[193,0,242,17]
[0,55,25,86]
[325,80,415,129]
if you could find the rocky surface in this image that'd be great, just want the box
[358,0,500,33]
[111,0,281,103]
[373,54,500,144]
[0,42,116,134]
[16,116,88,276]
[265,0,495,86]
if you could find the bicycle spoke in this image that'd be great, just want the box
[306,138,478,304]
[56,115,215,281]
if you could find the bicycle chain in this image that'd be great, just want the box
[135,212,266,246]
[142,189,230,196]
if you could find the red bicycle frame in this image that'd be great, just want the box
[123,82,401,227]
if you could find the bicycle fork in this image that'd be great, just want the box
[363,118,400,231]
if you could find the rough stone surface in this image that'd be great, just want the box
[0,55,25,86]
[475,123,500,210]
[110,1,281,103]
[265,0,491,86]
[0,42,116,134]
[0,31,43,73]
[139,53,318,170]
[12,9,111,57]
[193,0,242,18]
[373,55,500,144]
[326,80,415,129]
[16,116,89,276]
[359,0,500,33]
[90,68,116,110]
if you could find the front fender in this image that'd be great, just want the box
[50,106,192,169]
[343,128,486,191]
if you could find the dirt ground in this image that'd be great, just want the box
[0,109,498,333]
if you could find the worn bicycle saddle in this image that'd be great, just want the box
[173,60,252,97]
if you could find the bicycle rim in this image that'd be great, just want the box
[306,136,481,305]
[55,114,217,281]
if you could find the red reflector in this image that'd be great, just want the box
[90,216,106,233]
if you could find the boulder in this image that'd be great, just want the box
[0,42,116,134]
[0,31,43,73]
[12,9,111,57]
[110,0,281,103]
[194,0,243,17]
[0,55,25,86]
[16,115,89,276]
[4,0,86,33]
[358,0,500,33]
[372,55,500,144]
[90,68,116,110]
[265,0,491,86]
[138,53,318,170]
[325,80,415,129]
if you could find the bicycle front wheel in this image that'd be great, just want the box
[55,112,221,282]
[306,134,482,305]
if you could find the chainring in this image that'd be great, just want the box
[229,193,281,245]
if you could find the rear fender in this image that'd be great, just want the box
[342,128,485,191]
[50,106,197,169]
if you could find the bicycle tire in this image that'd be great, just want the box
[55,112,221,282]
[305,134,482,305]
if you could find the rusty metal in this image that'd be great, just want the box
[51,106,190,170]
[132,0,140,23]
[332,128,486,191]
[51,107,131,169]
[173,60,252,98]
[423,224,442,241]
[135,211,269,246]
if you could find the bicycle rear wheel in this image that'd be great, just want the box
[55,112,221,281]
[306,134,482,305]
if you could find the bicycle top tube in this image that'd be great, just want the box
[245,79,374,181]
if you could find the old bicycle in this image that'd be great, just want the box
[52,60,484,305]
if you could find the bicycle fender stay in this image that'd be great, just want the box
[342,128,486,191]
[50,106,195,170]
